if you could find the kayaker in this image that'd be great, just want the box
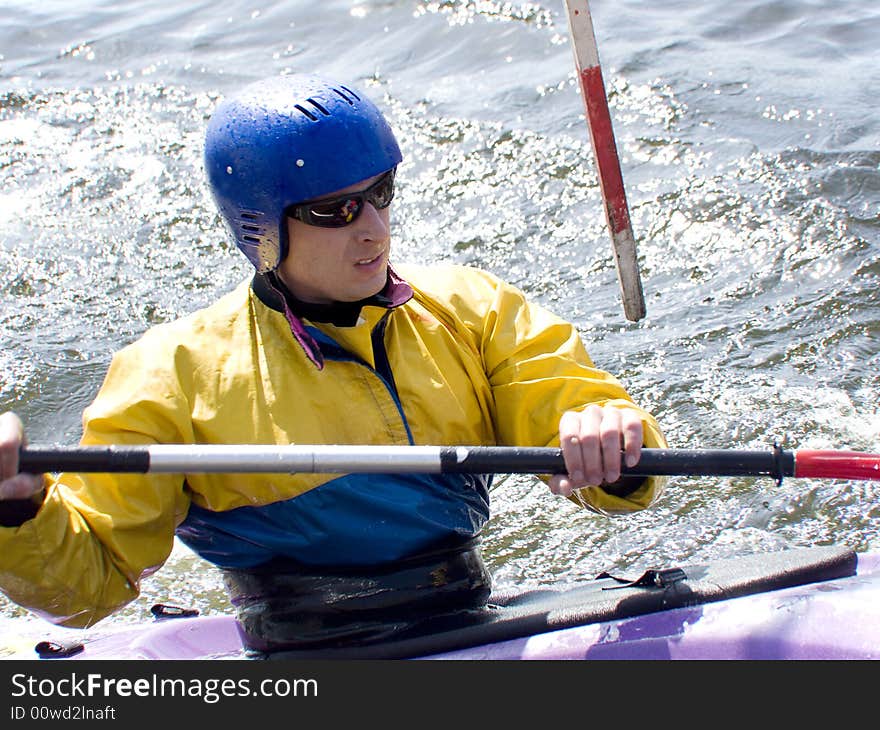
[0,74,667,657]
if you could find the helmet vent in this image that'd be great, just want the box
[239,211,265,245]
[293,104,319,122]
[332,86,360,105]
[305,98,330,116]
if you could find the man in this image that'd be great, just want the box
[0,74,666,655]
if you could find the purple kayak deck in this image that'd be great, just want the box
[6,550,879,660]
[427,551,880,660]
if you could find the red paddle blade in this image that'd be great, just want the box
[795,450,880,481]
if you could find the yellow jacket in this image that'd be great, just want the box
[0,263,665,627]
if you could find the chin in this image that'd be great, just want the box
[358,267,389,299]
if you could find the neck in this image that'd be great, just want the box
[264,272,388,326]
[251,266,414,328]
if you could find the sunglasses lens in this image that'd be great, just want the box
[367,172,395,210]
[307,197,363,226]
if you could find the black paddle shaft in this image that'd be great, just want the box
[19,445,151,474]
[440,446,795,479]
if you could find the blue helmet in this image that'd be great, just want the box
[204,74,402,272]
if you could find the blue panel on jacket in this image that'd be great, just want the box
[175,472,492,569]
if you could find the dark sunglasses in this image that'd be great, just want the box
[287,168,396,228]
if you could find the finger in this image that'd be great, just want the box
[599,406,623,483]
[558,410,586,494]
[0,473,43,501]
[547,473,571,497]
[574,405,604,487]
[620,409,644,468]
[0,412,25,444]
[0,412,24,439]
[0,430,12,483]
[0,413,22,481]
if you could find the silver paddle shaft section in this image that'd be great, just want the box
[149,444,448,473]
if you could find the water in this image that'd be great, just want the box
[1,0,878,635]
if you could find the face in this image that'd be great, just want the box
[276,173,392,304]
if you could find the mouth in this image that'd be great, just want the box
[355,252,385,267]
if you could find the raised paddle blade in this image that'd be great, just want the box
[563,0,646,321]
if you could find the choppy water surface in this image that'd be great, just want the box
[1,0,878,633]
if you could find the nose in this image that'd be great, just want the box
[355,201,390,241]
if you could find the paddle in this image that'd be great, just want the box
[15,444,880,482]
[563,0,646,322]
